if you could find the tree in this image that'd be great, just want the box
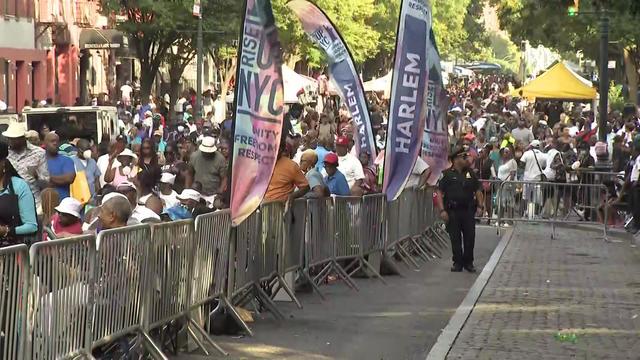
[493,0,640,104]
[272,0,381,68]
[100,0,240,104]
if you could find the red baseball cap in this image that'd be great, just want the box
[324,152,339,165]
[336,136,349,146]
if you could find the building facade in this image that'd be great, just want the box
[0,0,47,112]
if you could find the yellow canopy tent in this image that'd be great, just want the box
[511,62,597,100]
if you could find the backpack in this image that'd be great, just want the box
[551,151,566,182]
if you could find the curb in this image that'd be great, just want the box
[424,226,515,360]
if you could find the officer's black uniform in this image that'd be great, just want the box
[438,162,481,270]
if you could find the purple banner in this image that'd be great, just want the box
[288,0,376,161]
[383,0,430,201]
[230,0,284,226]
[422,27,449,185]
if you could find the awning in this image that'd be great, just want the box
[511,62,597,101]
[79,29,137,58]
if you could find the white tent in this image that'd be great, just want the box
[225,65,318,104]
[282,65,317,103]
[363,71,392,98]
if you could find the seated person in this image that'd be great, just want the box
[46,197,83,240]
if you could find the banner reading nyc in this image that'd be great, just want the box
[231,0,284,226]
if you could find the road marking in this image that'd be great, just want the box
[424,227,515,360]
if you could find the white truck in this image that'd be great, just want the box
[19,106,120,144]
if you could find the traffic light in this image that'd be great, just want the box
[568,0,579,16]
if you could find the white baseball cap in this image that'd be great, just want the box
[530,140,541,148]
[199,136,217,153]
[55,197,82,218]
[160,172,176,185]
[176,189,201,202]
[116,181,137,192]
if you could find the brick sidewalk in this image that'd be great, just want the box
[447,225,640,360]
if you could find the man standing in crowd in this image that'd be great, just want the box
[511,119,535,148]
[73,139,101,199]
[437,146,483,273]
[323,152,351,196]
[299,149,327,198]
[334,136,365,193]
[190,136,227,204]
[265,145,310,201]
[3,123,50,211]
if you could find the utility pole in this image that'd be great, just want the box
[194,0,203,120]
[598,7,609,141]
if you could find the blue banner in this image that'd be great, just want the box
[383,0,431,201]
[288,0,377,161]
[422,27,449,186]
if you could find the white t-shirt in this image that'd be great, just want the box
[405,157,430,188]
[333,153,365,188]
[120,84,133,99]
[175,97,188,113]
[521,149,547,181]
[543,149,561,180]
[497,158,518,181]
[630,155,640,183]
[97,154,120,188]
[159,190,180,209]
[130,205,161,224]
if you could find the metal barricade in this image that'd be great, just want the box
[282,199,306,275]
[259,201,285,282]
[361,194,386,255]
[333,196,362,261]
[147,220,226,356]
[229,208,285,321]
[334,196,385,282]
[0,245,29,360]
[191,211,232,309]
[229,210,260,297]
[192,210,252,337]
[29,235,95,360]
[303,198,358,296]
[476,179,502,223]
[146,220,195,329]
[498,181,608,239]
[92,225,164,359]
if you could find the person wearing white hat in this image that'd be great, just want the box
[4,122,50,212]
[48,197,83,239]
[104,148,138,187]
[159,172,179,209]
[190,136,226,201]
[165,188,207,220]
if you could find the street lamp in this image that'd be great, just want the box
[194,0,203,120]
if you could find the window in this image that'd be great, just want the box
[1,60,9,107]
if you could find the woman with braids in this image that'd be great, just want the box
[0,142,38,247]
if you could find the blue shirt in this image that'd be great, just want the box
[0,177,38,236]
[315,146,329,172]
[325,170,351,196]
[73,156,101,197]
[47,154,75,199]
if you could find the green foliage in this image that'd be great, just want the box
[609,81,625,112]
[272,0,381,66]
[492,0,640,103]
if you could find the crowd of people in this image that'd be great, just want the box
[446,74,640,230]
[0,69,639,246]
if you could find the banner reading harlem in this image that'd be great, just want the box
[383,0,430,201]
[230,0,284,226]
[288,0,377,160]
[422,27,449,185]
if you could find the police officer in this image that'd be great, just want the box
[437,146,484,272]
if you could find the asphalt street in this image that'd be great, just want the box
[174,226,501,360]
